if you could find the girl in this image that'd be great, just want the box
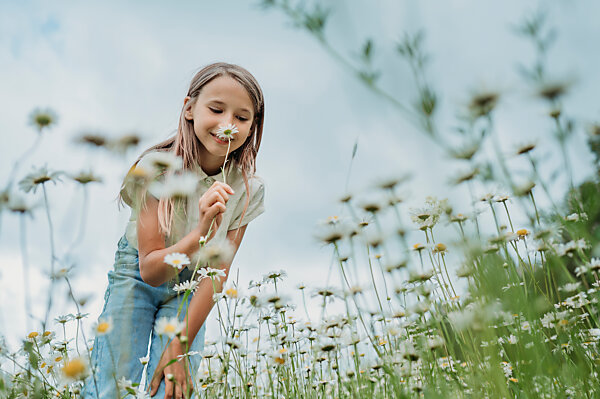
[83,62,265,399]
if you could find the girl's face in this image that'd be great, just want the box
[184,75,255,161]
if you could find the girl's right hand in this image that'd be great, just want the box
[198,181,234,240]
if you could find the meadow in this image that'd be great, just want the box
[1,2,599,398]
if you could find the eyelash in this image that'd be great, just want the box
[208,107,249,122]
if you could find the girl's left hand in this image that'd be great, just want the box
[149,337,193,399]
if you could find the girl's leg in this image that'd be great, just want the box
[145,293,206,398]
[83,237,162,399]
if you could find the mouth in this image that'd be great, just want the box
[210,133,230,145]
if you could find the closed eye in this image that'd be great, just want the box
[208,107,223,114]
[237,116,249,122]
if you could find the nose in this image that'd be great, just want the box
[222,112,235,126]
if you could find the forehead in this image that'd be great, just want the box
[199,75,254,114]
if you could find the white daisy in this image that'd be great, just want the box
[94,317,113,335]
[173,279,199,293]
[197,241,234,265]
[215,124,239,141]
[117,376,133,392]
[141,151,183,173]
[148,171,198,200]
[19,166,63,193]
[164,253,190,270]
[154,317,185,338]
[198,267,226,280]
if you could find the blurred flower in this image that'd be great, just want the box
[197,241,234,266]
[450,213,468,224]
[313,287,342,302]
[29,108,57,132]
[155,317,185,338]
[413,243,425,252]
[164,252,190,270]
[410,197,448,229]
[60,357,89,382]
[149,171,198,200]
[565,212,587,222]
[536,79,572,103]
[142,151,184,173]
[338,193,352,203]
[75,133,107,148]
[516,229,529,239]
[359,198,384,214]
[451,167,479,185]
[70,170,103,185]
[376,174,410,191]
[433,243,447,253]
[19,166,63,193]
[448,142,480,161]
[8,194,35,214]
[110,133,141,154]
[94,317,113,336]
[468,90,499,118]
[515,142,536,155]
[118,376,134,393]
[139,356,149,365]
[514,181,535,197]
[215,124,239,141]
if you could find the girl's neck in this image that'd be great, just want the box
[198,150,226,176]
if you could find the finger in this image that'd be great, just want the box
[201,191,226,210]
[150,369,163,396]
[210,186,230,202]
[209,190,226,205]
[164,380,173,399]
[206,203,226,218]
[175,384,183,399]
[212,181,235,195]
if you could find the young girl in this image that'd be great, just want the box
[82,62,265,399]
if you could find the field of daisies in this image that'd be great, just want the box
[2,3,600,399]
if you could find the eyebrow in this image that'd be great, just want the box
[208,100,252,114]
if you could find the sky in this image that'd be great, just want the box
[0,0,599,349]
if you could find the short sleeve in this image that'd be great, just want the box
[228,176,265,231]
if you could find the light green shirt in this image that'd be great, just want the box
[120,152,265,265]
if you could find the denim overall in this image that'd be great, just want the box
[82,235,205,398]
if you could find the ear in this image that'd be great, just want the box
[183,96,193,121]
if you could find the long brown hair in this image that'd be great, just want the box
[121,62,265,235]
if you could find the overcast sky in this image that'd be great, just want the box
[1,0,598,349]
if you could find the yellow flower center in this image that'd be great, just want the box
[516,229,529,237]
[225,288,238,298]
[434,243,447,252]
[97,322,110,333]
[43,331,52,337]
[164,324,176,334]
[274,357,285,365]
[413,243,424,250]
[28,332,39,339]
[62,359,86,378]
[55,356,63,362]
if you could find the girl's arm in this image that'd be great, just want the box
[148,226,247,398]
[182,225,247,342]
[137,181,233,287]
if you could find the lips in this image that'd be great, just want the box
[210,133,229,145]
